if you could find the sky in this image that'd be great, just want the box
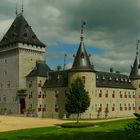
[0,0,140,74]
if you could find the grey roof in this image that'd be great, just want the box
[71,41,94,71]
[129,56,140,79]
[0,14,46,47]
[27,61,51,77]
[96,71,135,89]
[43,70,69,88]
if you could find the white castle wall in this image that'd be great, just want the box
[0,43,45,114]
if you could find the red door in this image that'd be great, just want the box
[20,98,25,114]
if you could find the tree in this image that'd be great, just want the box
[65,77,90,123]
[125,113,140,136]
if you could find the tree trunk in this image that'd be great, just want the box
[77,113,79,124]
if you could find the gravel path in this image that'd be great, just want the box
[0,115,134,132]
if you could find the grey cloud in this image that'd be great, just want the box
[0,0,140,73]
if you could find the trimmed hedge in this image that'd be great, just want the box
[58,122,95,128]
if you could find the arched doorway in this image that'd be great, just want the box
[20,98,25,114]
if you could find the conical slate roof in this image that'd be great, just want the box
[71,41,93,71]
[129,56,140,79]
[0,13,46,47]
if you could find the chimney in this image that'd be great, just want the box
[110,67,114,73]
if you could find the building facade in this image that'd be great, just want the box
[0,13,138,119]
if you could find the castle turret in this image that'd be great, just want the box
[130,41,140,114]
[68,21,96,118]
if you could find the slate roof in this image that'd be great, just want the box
[71,41,94,71]
[0,13,46,47]
[129,56,140,80]
[43,70,69,88]
[27,61,51,77]
[96,71,135,89]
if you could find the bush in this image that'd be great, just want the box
[58,122,95,128]
[125,113,140,136]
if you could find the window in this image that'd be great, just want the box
[55,90,59,98]
[120,104,123,111]
[3,97,6,102]
[29,81,32,88]
[38,92,41,98]
[7,81,10,88]
[38,105,41,112]
[98,104,102,111]
[133,104,135,110]
[112,93,115,98]
[133,93,135,98]
[43,104,46,112]
[112,104,115,111]
[4,71,7,76]
[29,92,32,99]
[116,78,119,82]
[120,93,123,98]
[124,94,127,98]
[105,93,108,98]
[38,80,42,87]
[124,104,127,110]
[108,76,112,81]
[55,104,58,112]
[99,93,102,98]
[129,104,131,110]
[102,76,105,80]
[5,59,7,63]
[96,75,99,80]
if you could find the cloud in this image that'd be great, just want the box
[0,0,140,74]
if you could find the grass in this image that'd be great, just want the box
[58,122,95,128]
[0,119,139,140]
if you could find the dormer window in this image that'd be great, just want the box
[25,24,29,28]
[128,79,131,83]
[116,77,119,82]
[108,76,112,81]
[96,75,99,80]
[57,74,60,80]
[120,78,123,82]
[125,78,127,82]
[32,34,36,39]
[23,32,27,37]
[81,52,84,58]
[12,24,16,28]
[102,76,105,80]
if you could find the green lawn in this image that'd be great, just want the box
[0,119,139,140]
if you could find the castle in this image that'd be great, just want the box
[0,11,139,119]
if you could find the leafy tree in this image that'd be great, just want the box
[65,77,90,123]
[125,113,140,136]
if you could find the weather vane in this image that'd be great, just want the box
[21,0,24,13]
[136,40,140,56]
[80,21,86,42]
[15,4,18,16]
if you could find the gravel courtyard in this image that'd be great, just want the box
[0,115,134,132]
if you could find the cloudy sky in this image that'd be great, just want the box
[0,0,140,74]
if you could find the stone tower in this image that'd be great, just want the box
[129,41,140,114]
[0,13,46,114]
[68,22,96,118]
